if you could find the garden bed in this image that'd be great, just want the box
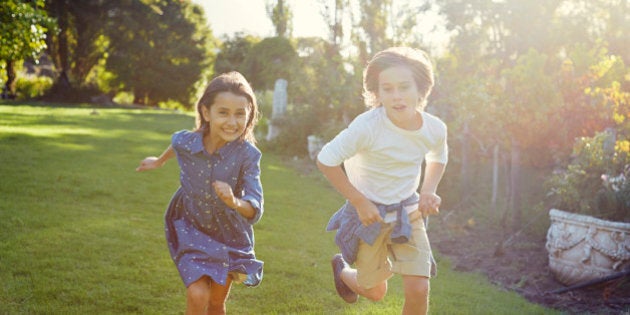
[430,212,630,314]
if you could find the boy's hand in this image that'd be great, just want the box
[213,180,237,209]
[354,198,383,226]
[136,157,163,172]
[419,192,441,217]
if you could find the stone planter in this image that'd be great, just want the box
[545,208,630,286]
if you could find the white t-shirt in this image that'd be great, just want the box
[317,106,448,205]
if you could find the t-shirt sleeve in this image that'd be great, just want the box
[424,121,448,164]
[317,118,369,166]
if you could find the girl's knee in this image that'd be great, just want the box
[187,281,211,305]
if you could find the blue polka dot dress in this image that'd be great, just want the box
[165,130,264,287]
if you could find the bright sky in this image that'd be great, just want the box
[195,0,328,39]
[194,0,450,56]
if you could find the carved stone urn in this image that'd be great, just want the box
[545,209,630,286]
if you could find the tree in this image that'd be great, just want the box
[320,0,348,47]
[44,0,109,89]
[436,0,568,231]
[105,0,216,106]
[0,0,54,98]
[351,0,392,62]
[243,36,297,91]
[266,0,293,38]
[500,49,563,228]
[214,33,260,76]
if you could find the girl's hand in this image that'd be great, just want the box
[136,157,163,172]
[354,198,383,226]
[418,192,441,217]
[213,180,238,209]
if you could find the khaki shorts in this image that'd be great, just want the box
[355,212,433,289]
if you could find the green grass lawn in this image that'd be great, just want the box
[0,103,560,314]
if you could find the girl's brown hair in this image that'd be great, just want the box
[362,47,435,109]
[194,71,259,143]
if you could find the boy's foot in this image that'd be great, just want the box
[331,254,358,303]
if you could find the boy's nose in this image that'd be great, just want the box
[392,88,403,99]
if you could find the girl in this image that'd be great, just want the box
[317,47,448,315]
[137,71,263,315]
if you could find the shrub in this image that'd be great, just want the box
[15,75,53,99]
[545,130,630,222]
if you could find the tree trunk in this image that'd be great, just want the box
[460,121,471,205]
[54,0,71,92]
[491,144,500,215]
[4,60,17,99]
[509,137,522,232]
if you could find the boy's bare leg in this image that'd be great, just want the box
[401,275,430,315]
[340,268,388,302]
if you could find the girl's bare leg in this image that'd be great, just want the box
[206,276,233,315]
[186,276,212,315]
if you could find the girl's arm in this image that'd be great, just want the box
[216,149,263,222]
[418,162,446,217]
[213,181,256,219]
[136,145,175,172]
[316,160,383,226]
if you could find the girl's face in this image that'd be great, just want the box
[202,91,251,146]
[377,66,422,128]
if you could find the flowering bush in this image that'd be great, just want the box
[545,131,630,222]
[597,165,630,220]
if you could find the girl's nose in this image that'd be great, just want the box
[227,115,238,125]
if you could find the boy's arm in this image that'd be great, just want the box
[316,160,383,226]
[136,145,175,172]
[418,162,446,217]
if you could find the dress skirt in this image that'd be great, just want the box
[164,188,263,287]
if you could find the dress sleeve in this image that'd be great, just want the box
[240,147,264,225]
[171,130,192,153]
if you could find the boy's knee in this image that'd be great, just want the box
[364,283,388,301]
[404,278,430,299]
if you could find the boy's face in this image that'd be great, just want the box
[377,66,421,127]
[202,91,250,145]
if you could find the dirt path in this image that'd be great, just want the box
[429,212,630,314]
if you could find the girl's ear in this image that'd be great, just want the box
[201,105,211,122]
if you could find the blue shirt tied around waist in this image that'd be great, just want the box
[326,193,420,264]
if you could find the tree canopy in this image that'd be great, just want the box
[0,0,55,97]
[2,1,628,227]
